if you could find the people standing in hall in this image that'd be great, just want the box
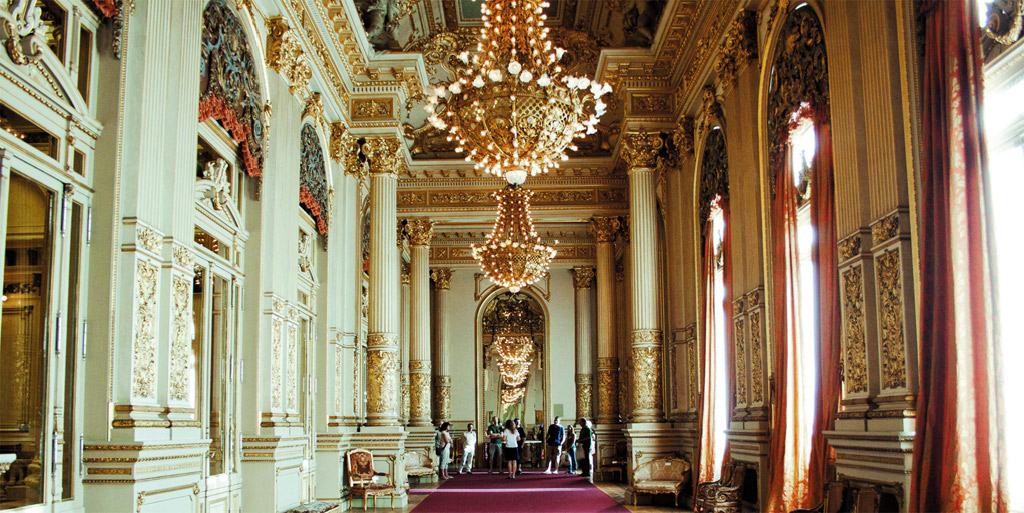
[544,416,565,474]
[435,422,453,480]
[487,416,504,474]
[564,425,578,474]
[514,418,527,474]
[578,417,595,478]
[459,423,476,474]
[502,419,521,479]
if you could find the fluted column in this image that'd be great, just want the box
[431,268,454,421]
[400,262,411,424]
[362,137,403,426]
[407,219,434,426]
[623,132,665,423]
[572,267,596,420]
[591,216,622,424]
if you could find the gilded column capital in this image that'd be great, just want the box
[405,219,434,246]
[572,267,595,289]
[303,92,324,122]
[431,268,454,290]
[621,131,664,170]
[360,137,405,177]
[714,10,758,89]
[673,116,695,158]
[330,122,364,175]
[266,17,312,96]
[590,216,622,243]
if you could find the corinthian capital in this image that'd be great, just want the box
[621,131,664,170]
[673,117,695,158]
[330,122,363,175]
[266,17,311,96]
[590,216,622,243]
[431,268,453,290]
[360,137,405,176]
[715,10,758,89]
[405,219,434,246]
[572,267,595,289]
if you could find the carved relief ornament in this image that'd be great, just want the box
[133,261,159,399]
[673,116,695,158]
[405,219,434,246]
[266,17,312,96]
[330,122,364,176]
[360,137,405,176]
[631,346,663,412]
[621,132,664,170]
[572,267,595,289]
[367,350,400,415]
[590,216,622,243]
[876,249,907,390]
[698,86,725,136]
[715,10,758,89]
[431,268,453,290]
[842,266,868,394]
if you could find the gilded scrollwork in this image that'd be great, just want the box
[590,216,622,243]
[409,371,431,420]
[272,319,283,408]
[361,137,405,176]
[838,235,862,262]
[330,122,363,175]
[631,330,662,346]
[137,226,161,253]
[687,341,698,409]
[715,10,757,89]
[631,346,663,413]
[572,267,595,289]
[876,249,907,390]
[673,116,695,158]
[698,128,729,226]
[431,268,453,290]
[435,375,452,420]
[842,266,868,393]
[300,123,331,237]
[133,261,158,399]
[169,275,192,402]
[367,349,400,416]
[287,324,298,410]
[734,317,747,404]
[266,17,312,96]
[872,213,900,245]
[576,374,593,419]
[698,86,725,136]
[367,333,398,348]
[405,219,434,246]
[621,131,664,170]
[597,360,619,421]
[748,312,764,403]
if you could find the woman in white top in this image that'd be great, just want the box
[459,423,477,474]
[501,419,521,479]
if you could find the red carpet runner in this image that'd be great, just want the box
[409,471,630,512]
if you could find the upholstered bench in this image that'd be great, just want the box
[283,501,339,513]
[402,450,436,483]
[629,457,691,507]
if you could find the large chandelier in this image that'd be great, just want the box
[423,0,612,184]
[473,184,556,292]
[495,335,535,405]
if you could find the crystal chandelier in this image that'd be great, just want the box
[494,335,535,405]
[423,0,612,184]
[473,184,557,293]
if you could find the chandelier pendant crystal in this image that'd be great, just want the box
[424,0,612,183]
[472,184,557,293]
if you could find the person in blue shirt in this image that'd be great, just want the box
[543,416,565,474]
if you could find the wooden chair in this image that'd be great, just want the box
[695,462,746,513]
[599,440,628,482]
[346,449,395,511]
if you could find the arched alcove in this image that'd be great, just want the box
[478,291,547,427]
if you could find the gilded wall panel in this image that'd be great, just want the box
[631,345,663,412]
[748,311,764,403]
[133,261,159,399]
[367,350,399,414]
[272,319,283,409]
[733,317,747,405]
[842,266,868,394]
[287,324,298,410]
[876,249,907,390]
[169,275,193,402]
[335,344,343,414]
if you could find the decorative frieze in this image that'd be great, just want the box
[352,97,394,120]
[876,249,907,390]
[872,212,900,245]
[133,261,159,399]
[842,266,869,394]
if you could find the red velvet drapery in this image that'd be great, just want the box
[911,1,1007,511]
[765,106,839,512]
[696,196,734,487]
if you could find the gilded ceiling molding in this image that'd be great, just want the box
[267,17,313,98]
[621,131,665,170]
[714,10,758,90]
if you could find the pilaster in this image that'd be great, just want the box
[400,262,411,424]
[432,268,454,422]
[572,267,595,420]
[591,216,621,426]
[408,219,434,426]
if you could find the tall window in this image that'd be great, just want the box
[789,117,819,468]
[978,1,1024,508]
[708,198,729,479]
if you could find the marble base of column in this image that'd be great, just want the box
[596,357,620,425]
[623,422,683,489]
[629,330,664,423]
[366,333,400,426]
[409,361,432,427]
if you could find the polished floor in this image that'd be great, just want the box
[360,471,691,512]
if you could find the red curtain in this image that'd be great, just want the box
[808,115,840,506]
[911,1,1008,511]
[696,196,733,487]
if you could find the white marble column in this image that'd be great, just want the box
[400,262,411,424]
[407,220,434,426]
[591,217,622,424]
[622,132,665,423]
[361,137,403,426]
[572,267,596,420]
[431,268,453,421]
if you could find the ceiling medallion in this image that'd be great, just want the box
[423,0,612,185]
[472,184,557,293]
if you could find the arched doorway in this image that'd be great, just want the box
[479,292,547,430]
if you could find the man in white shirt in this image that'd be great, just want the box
[458,423,477,474]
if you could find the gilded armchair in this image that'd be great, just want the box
[629,457,691,507]
[346,449,395,511]
[599,440,628,482]
[401,449,436,483]
[695,462,746,513]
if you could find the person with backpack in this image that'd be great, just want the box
[434,422,453,480]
